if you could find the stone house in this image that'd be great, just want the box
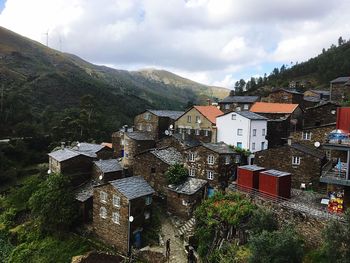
[133,147,183,196]
[254,140,326,189]
[93,176,155,255]
[266,116,291,148]
[303,90,330,102]
[268,88,304,105]
[72,142,113,160]
[156,133,201,152]
[175,105,223,143]
[166,177,207,219]
[184,142,239,195]
[303,102,338,128]
[48,148,93,186]
[92,159,124,182]
[134,110,184,140]
[330,76,350,103]
[218,91,260,113]
[291,124,336,149]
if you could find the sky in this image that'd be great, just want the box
[0,0,349,89]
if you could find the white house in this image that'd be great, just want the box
[216,111,268,153]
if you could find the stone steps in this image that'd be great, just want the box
[178,217,196,236]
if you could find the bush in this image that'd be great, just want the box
[0,230,14,263]
[165,163,188,185]
[247,208,278,235]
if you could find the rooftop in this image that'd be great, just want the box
[239,165,265,171]
[202,142,236,154]
[48,148,82,162]
[101,142,113,149]
[171,133,201,148]
[330,76,350,84]
[193,105,223,124]
[150,147,183,165]
[147,110,185,120]
[220,95,260,104]
[290,143,325,159]
[250,102,299,114]
[75,180,101,202]
[93,159,122,173]
[110,176,155,200]
[261,169,291,177]
[236,111,268,120]
[72,142,108,157]
[309,90,330,96]
[271,88,302,95]
[125,131,154,141]
[168,177,207,195]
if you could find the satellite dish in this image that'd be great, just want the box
[314,141,321,148]
[331,110,336,115]
[129,216,134,222]
[198,119,201,124]
[99,175,103,181]
[165,130,170,136]
[169,124,173,129]
[47,169,51,175]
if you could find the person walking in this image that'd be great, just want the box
[188,246,196,263]
[166,238,171,262]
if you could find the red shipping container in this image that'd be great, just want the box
[259,169,291,198]
[237,165,265,190]
[336,107,350,134]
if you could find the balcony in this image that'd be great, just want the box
[320,159,350,186]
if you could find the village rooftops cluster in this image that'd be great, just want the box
[150,147,183,165]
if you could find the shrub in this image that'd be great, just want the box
[165,163,188,185]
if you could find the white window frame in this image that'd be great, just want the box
[145,196,152,205]
[262,129,266,136]
[236,107,241,111]
[231,114,236,120]
[187,128,191,135]
[189,152,195,162]
[237,142,242,149]
[261,142,265,150]
[204,130,209,136]
[146,124,152,132]
[252,129,257,136]
[225,155,231,165]
[189,168,196,177]
[292,156,301,165]
[207,171,214,180]
[187,115,192,123]
[196,116,201,123]
[252,143,256,150]
[195,129,200,135]
[144,112,151,120]
[112,211,120,224]
[100,191,107,203]
[224,104,230,110]
[243,104,249,110]
[237,129,243,136]
[207,155,215,165]
[113,195,120,208]
[302,131,312,140]
[100,206,107,219]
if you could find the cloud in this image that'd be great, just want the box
[0,0,349,88]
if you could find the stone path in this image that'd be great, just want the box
[161,217,187,263]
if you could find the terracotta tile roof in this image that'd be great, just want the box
[194,106,223,124]
[250,102,299,114]
[101,142,113,149]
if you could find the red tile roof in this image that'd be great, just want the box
[194,106,223,124]
[250,102,299,114]
[101,142,113,149]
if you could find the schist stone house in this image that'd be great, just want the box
[303,90,330,103]
[218,91,260,113]
[92,159,124,182]
[156,133,201,152]
[175,105,223,143]
[303,102,338,128]
[93,176,155,255]
[134,110,184,140]
[217,111,268,153]
[167,177,207,219]
[330,76,350,103]
[268,89,304,105]
[254,139,326,189]
[184,142,239,195]
[72,142,113,160]
[133,147,183,196]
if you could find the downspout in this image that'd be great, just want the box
[127,200,131,255]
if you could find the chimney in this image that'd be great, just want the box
[61,142,65,150]
[207,99,211,106]
[287,137,292,146]
[229,89,235,97]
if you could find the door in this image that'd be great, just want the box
[207,187,215,197]
[134,231,142,248]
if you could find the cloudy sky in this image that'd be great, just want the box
[0,0,349,88]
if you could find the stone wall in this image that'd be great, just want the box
[134,112,159,140]
[303,104,337,128]
[331,83,350,103]
[92,165,123,182]
[254,145,325,189]
[268,90,294,103]
[291,125,336,147]
[112,131,123,158]
[219,102,255,113]
[96,148,113,160]
[266,117,291,148]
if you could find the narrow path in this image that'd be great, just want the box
[161,217,187,263]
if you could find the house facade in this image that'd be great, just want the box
[92,159,124,182]
[93,176,155,255]
[184,142,239,194]
[175,106,223,143]
[330,76,350,103]
[134,110,184,140]
[72,142,113,160]
[268,89,304,105]
[218,92,260,113]
[303,102,338,128]
[217,111,268,153]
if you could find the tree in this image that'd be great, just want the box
[29,173,77,233]
[165,163,188,185]
[338,36,345,46]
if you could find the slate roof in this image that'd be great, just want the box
[110,176,155,200]
[220,96,260,104]
[305,101,339,110]
[193,106,223,124]
[147,110,185,120]
[75,180,101,202]
[236,111,268,120]
[250,102,299,114]
[303,96,321,102]
[94,159,122,173]
[72,142,108,157]
[150,147,183,165]
[125,131,154,141]
[48,148,81,162]
[271,88,302,95]
[168,177,207,195]
[330,76,350,84]
[309,90,330,96]
[202,142,236,154]
[290,143,325,159]
[171,133,201,148]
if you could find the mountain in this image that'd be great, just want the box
[0,26,228,140]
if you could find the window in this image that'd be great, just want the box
[204,130,209,136]
[189,168,196,177]
[138,124,143,131]
[145,196,152,205]
[151,167,156,173]
[243,104,249,110]
[235,155,241,163]
[237,129,243,136]
[262,129,266,136]
[187,115,192,123]
[112,211,120,224]
[236,107,241,111]
[225,156,231,165]
[182,199,189,206]
[144,112,151,120]
[302,131,312,140]
[207,155,215,165]
[113,195,120,208]
[187,128,191,135]
[252,143,256,150]
[261,142,265,150]
[195,129,200,135]
[252,129,257,136]
[100,191,107,203]
[292,156,301,165]
[196,116,201,123]
[99,207,107,219]
[146,124,152,132]
[188,152,195,162]
[231,114,236,120]
[207,171,214,180]
[237,142,242,149]
[224,104,230,110]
